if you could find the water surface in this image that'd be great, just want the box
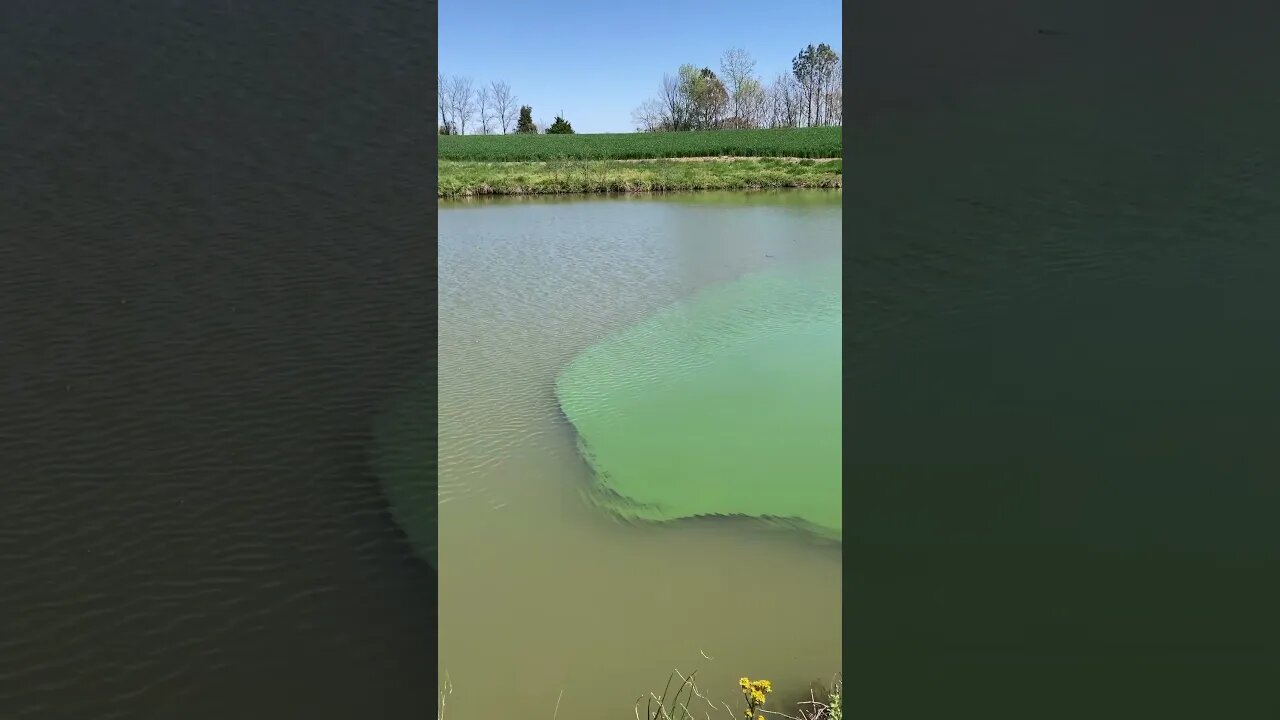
[1,4,434,716]
[420,190,842,720]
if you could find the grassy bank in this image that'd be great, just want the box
[438,157,842,197]
[439,127,841,161]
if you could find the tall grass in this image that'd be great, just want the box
[438,157,842,197]
[439,128,842,162]
[636,669,842,720]
[637,669,706,720]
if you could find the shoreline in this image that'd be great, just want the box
[526,155,841,164]
[438,157,843,198]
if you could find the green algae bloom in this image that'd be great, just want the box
[556,266,841,538]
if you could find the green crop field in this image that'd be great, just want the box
[437,127,842,161]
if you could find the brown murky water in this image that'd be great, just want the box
[433,191,842,720]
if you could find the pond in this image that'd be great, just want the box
[389,190,843,719]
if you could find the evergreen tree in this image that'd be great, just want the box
[546,115,574,134]
[515,105,536,134]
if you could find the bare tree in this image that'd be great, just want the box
[765,72,802,128]
[739,80,767,129]
[489,81,517,134]
[825,55,843,125]
[660,73,689,131]
[443,76,476,135]
[720,48,759,127]
[814,47,840,126]
[437,72,448,130]
[440,74,455,132]
[631,98,667,131]
[457,77,477,135]
[476,86,492,134]
[764,75,783,128]
[785,74,803,127]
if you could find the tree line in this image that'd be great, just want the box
[632,44,841,132]
[438,42,839,136]
[437,76,574,135]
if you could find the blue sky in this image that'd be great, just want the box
[439,0,841,134]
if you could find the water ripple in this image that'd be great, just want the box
[1,2,436,715]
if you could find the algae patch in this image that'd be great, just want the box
[555,266,841,537]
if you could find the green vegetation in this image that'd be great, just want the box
[439,127,840,162]
[826,681,841,720]
[438,156,841,197]
[634,45,840,132]
[546,115,575,134]
[516,104,536,134]
[436,45,842,196]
